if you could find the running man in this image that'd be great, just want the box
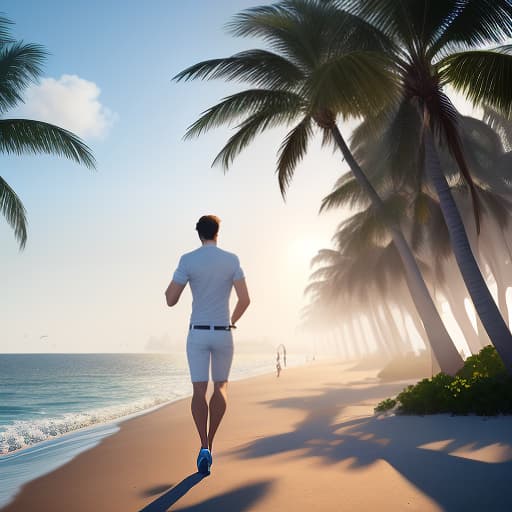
[165,215,250,474]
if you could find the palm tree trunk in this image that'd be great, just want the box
[423,128,512,373]
[482,224,511,327]
[369,304,393,357]
[376,305,400,356]
[346,317,360,359]
[330,124,463,375]
[445,289,480,354]
[355,315,370,356]
[381,302,406,354]
[401,287,429,348]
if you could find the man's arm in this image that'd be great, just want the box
[231,278,250,325]
[165,281,186,307]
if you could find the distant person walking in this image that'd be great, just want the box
[165,215,250,474]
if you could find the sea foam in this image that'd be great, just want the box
[0,395,175,454]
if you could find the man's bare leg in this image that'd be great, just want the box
[191,381,208,448]
[208,381,227,451]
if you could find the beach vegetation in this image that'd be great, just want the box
[374,397,396,413]
[0,15,95,249]
[375,346,512,415]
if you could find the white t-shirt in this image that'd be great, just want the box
[173,245,244,325]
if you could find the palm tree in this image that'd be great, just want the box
[325,109,512,354]
[174,0,464,374]
[341,0,512,371]
[306,240,422,358]
[0,15,95,249]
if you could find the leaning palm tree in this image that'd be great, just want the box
[0,15,95,249]
[325,110,512,355]
[313,205,435,351]
[174,0,464,374]
[341,0,512,371]
[305,241,426,359]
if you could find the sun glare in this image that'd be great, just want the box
[287,237,324,270]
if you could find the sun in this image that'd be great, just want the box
[287,237,324,270]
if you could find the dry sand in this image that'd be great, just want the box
[3,361,512,512]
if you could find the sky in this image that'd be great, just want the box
[0,1,492,357]
[0,0,351,353]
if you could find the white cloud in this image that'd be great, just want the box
[12,74,116,139]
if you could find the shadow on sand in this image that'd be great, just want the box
[139,473,207,512]
[231,381,512,511]
[171,480,272,511]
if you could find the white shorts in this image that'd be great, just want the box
[186,328,234,382]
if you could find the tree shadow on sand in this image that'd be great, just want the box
[171,480,272,511]
[139,473,206,512]
[232,382,512,511]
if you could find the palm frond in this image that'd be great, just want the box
[310,248,346,268]
[0,119,96,169]
[0,15,15,45]
[277,116,313,197]
[430,0,512,59]
[320,174,370,212]
[482,104,512,151]
[409,191,432,252]
[227,1,348,69]
[332,195,406,257]
[349,107,393,150]
[184,89,303,140]
[306,51,399,118]
[372,242,406,295]
[424,193,453,269]
[458,115,509,189]
[326,3,400,56]
[308,265,339,283]
[479,188,512,230]
[350,99,423,191]
[347,0,458,53]
[0,175,27,249]
[424,90,481,231]
[211,106,300,170]
[0,42,47,113]
[438,49,512,117]
[173,50,304,90]
[494,152,512,186]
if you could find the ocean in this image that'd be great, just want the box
[0,352,298,508]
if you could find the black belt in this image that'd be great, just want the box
[190,324,233,331]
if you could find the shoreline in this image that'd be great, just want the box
[3,360,512,511]
[0,351,308,458]
[0,356,304,508]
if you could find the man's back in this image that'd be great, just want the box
[173,245,244,325]
[165,214,250,471]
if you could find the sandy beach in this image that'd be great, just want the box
[2,361,512,512]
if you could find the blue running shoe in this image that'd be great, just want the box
[197,448,212,475]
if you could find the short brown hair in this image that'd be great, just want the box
[196,215,220,240]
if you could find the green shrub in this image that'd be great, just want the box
[456,345,505,380]
[374,398,397,412]
[374,346,512,416]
